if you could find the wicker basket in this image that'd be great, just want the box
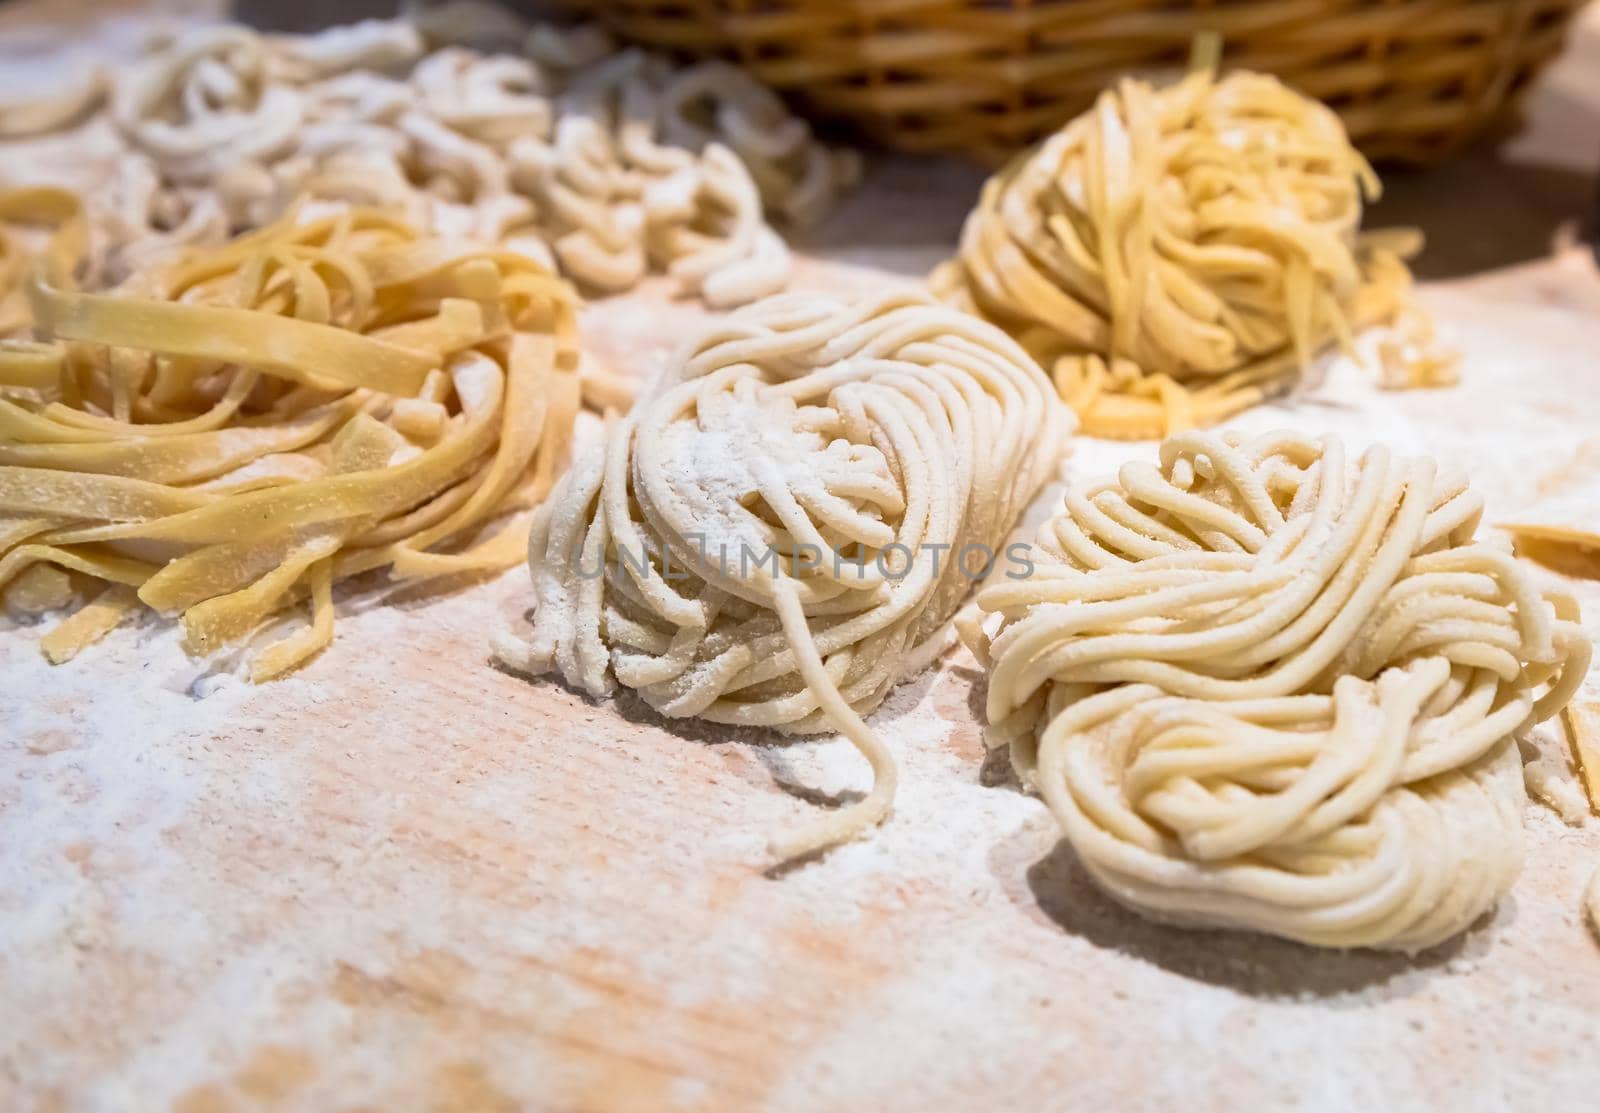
[566,0,1586,162]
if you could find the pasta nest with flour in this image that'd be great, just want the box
[933,69,1442,440]
[0,189,584,680]
[497,290,1073,858]
[964,431,1590,951]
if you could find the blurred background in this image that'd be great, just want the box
[3,0,1598,279]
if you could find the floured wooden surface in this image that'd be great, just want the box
[6,4,1600,1111]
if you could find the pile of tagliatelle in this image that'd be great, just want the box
[0,185,594,680]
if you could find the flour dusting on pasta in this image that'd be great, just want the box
[497,290,1072,859]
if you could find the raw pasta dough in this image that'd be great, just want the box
[933,69,1445,440]
[966,431,1588,950]
[497,290,1072,858]
[0,191,583,679]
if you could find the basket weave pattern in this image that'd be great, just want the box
[570,0,1585,162]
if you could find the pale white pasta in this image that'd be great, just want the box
[967,431,1589,951]
[656,60,863,230]
[111,25,310,185]
[0,67,106,139]
[497,290,1073,859]
[0,12,857,306]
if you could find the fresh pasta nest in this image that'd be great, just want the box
[965,431,1589,951]
[934,69,1443,440]
[497,290,1073,858]
[0,190,583,680]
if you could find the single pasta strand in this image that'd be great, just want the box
[499,290,1072,860]
[767,577,899,860]
[1560,702,1600,815]
[0,186,88,342]
[38,584,141,663]
[970,430,1589,951]
[1587,866,1600,942]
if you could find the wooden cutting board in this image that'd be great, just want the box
[4,3,1600,1110]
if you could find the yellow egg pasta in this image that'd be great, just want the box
[0,189,589,679]
[934,68,1447,440]
[0,186,87,340]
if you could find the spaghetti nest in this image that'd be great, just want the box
[497,290,1072,859]
[965,431,1589,951]
[0,188,584,680]
[933,69,1437,440]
